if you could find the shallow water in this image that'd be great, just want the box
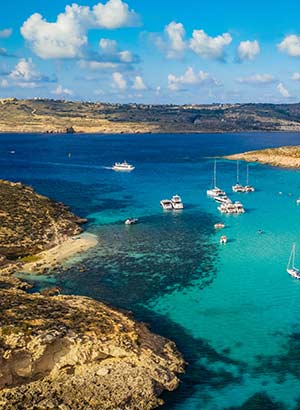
[3,132,300,409]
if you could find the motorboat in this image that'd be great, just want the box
[112,161,135,171]
[214,223,225,229]
[171,194,184,209]
[218,201,245,214]
[287,243,300,279]
[214,195,232,204]
[125,218,138,225]
[160,199,173,210]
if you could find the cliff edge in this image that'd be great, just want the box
[0,286,184,409]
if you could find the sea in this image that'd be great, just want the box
[3,132,300,410]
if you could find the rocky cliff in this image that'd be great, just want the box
[0,285,184,410]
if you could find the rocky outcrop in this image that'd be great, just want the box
[224,145,300,168]
[0,180,86,269]
[0,287,184,410]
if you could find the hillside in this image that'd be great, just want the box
[2,98,300,133]
[0,179,86,270]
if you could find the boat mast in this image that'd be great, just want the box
[293,244,296,269]
[214,160,217,188]
[287,244,296,270]
[246,165,249,186]
[236,161,240,184]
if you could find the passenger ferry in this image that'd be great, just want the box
[112,161,135,171]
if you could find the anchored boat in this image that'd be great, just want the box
[171,194,184,209]
[207,160,226,197]
[287,243,300,279]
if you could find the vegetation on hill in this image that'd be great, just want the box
[2,98,300,133]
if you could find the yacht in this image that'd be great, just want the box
[171,194,184,209]
[218,201,245,214]
[214,195,232,204]
[244,165,255,192]
[112,161,135,171]
[207,160,226,197]
[232,161,245,192]
[160,199,173,210]
[287,243,300,279]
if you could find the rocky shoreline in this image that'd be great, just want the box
[0,180,185,409]
[224,145,300,168]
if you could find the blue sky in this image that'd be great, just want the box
[1,0,300,104]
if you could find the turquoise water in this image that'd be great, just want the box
[3,132,300,409]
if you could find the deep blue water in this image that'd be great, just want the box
[4,132,300,409]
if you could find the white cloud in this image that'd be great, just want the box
[278,35,300,57]
[189,29,232,60]
[0,79,8,88]
[168,66,217,91]
[17,82,39,89]
[52,84,73,96]
[237,40,260,61]
[291,72,300,81]
[93,0,139,29]
[237,74,275,84]
[9,58,42,82]
[133,75,147,90]
[79,60,118,70]
[165,21,186,58]
[0,28,12,39]
[21,1,140,59]
[112,72,127,90]
[277,82,290,98]
[99,38,134,62]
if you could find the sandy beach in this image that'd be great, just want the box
[20,232,98,273]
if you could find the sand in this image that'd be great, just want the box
[20,232,98,273]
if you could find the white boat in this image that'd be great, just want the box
[287,243,300,279]
[160,199,173,210]
[214,195,232,204]
[171,194,184,209]
[220,235,227,244]
[207,160,226,197]
[218,201,245,214]
[232,161,245,192]
[244,165,255,192]
[214,223,225,229]
[125,218,138,225]
[112,161,135,171]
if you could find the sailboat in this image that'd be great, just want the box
[206,160,226,197]
[244,165,255,192]
[287,243,300,279]
[232,161,244,192]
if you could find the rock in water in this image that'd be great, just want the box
[0,288,185,409]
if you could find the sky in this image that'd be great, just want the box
[1,0,300,104]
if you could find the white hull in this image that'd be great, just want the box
[287,268,300,279]
[112,166,135,172]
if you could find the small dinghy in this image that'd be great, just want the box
[214,223,225,229]
[220,235,227,244]
[125,218,138,225]
[287,243,300,279]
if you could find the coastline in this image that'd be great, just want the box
[20,232,98,274]
[224,145,300,169]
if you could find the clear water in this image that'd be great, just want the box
[3,132,300,409]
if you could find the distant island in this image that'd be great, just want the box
[2,98,300,133]
[0,180,184,409]
[225,145,300,168]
